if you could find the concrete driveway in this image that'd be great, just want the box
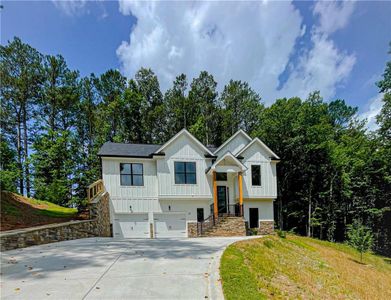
[1,237,252,300]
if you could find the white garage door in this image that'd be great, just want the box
[113,213,149,238]
[154,213,187,238]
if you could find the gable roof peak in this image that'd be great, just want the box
[213,129,252,154]
[236,137,280,159]
[155,128,214,155]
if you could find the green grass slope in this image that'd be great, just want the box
[220,235,391,300]
[1,191,78,231]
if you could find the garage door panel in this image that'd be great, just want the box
[114,214,149,238]
[154,213,186,238]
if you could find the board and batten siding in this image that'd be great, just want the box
[102,158,158,198]
[215,133,250,156]
[240,143,277,198]
[157,134,213,198]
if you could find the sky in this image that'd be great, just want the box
[1,0,391,130]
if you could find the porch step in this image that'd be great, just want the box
[202,216,246,237]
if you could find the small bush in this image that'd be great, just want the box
[347,220,373,263]
[276,229,286,238]
[248,228,258,236]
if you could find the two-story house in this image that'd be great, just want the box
[98,129,279,238]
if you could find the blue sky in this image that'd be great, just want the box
[1,1,391,129]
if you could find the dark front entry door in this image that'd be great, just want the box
[217,186,227,214]
[249,208,259,228]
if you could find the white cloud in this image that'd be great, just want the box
[313,0,356,34]
[277,33,356,100]
[359,94,383,131]
[116,0,357,104]
[52,0,87,16]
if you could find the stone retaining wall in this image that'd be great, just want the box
[0,192,110,251]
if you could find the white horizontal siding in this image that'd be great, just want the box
[111,198,161,213]
[159,199,212,222]
[157,134,213,198]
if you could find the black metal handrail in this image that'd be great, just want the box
[197,203,243,236]
[222,204,243,217]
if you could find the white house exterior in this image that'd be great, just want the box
[98,129,279,238]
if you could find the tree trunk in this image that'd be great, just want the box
[22,106,30,197]
[16,112,24,195]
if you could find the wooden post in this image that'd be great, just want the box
[238,172,243,216]
[213,171,218,218]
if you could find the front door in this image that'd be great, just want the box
[249,208,259,228]
[217,186,227,214]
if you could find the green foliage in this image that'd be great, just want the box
[347,221,374,262]
[276,229,286,239]
[0,139,19,192]
[1,36,390,257]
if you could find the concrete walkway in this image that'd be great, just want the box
[0,237,253,299]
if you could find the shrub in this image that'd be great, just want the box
[347,220,373,263]
[276,229,286,238]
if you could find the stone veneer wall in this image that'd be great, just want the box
[0,192,111,251]
[258,220,274,235]
[187,222,198,237]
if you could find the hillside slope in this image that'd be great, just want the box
[1,191,81,231]
[221,235,391,300]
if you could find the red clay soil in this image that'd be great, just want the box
[0,191,88,231]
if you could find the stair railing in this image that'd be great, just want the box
[197,203,243,236]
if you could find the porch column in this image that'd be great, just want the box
[213,171,218,218]
[238,172,243,215]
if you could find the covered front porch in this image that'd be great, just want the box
[207,152,247,218]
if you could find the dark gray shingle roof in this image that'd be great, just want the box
[98,142,162,158]
[98,142,218,158]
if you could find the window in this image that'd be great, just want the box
[174,162,196,184]
[197,208,204,222]
[120,163,143,186]
[251,165,261,186]
[216,172,227,181]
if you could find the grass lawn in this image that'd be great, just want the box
[1,191,79,231]
[220,235,391,299]
[25,197,78,218]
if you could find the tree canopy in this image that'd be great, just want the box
[1,37,390,257]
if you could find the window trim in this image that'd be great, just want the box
[120,163,144,186]
[174,161,197,185]
[251,164,261,186]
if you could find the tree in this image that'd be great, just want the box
[164,74,190,138]
[33,55,79,205]
[134,68,165,143]
[188,71,220,146]
[377,41,391,94]
[347,221,373,263]
[0,139,19,192]
[0,37,43,196]
[94,69,127,142]
[220,80,263,140]
[73,76,100,203]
